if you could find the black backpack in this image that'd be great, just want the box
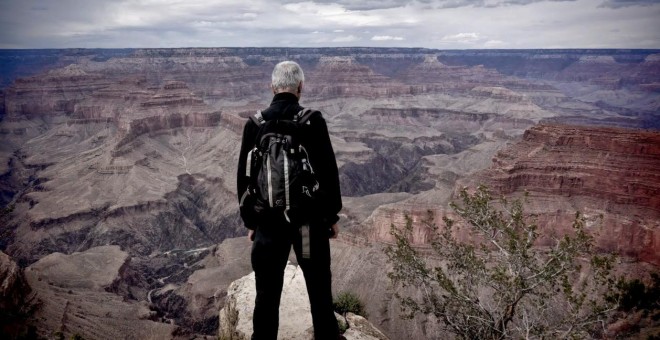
[239,108,320,225]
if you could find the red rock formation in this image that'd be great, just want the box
[366,205,472,251]
[463,124,660,264]
[486,125,660,207]
[54,77,223,149]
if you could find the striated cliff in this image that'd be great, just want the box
[465,124,660,264]
[487,125,660,207]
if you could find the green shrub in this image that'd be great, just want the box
[616,272,659,315]
[333,291,367,318]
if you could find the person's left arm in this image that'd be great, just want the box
[308,113,343,227]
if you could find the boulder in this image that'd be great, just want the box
[219,262,388,340]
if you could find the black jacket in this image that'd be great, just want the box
[236,92,342,230]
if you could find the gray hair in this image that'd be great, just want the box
[271,61,304,93]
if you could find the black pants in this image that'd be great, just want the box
[251,219,339,340]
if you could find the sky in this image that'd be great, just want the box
[0,0,658,49]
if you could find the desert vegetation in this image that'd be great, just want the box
[385,186,624,339]
[334,291,368,318]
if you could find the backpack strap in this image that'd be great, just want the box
[294,108,319,125]
[252,108,318,125]
[250,110,265,125]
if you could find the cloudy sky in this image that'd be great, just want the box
[0,0,658,49]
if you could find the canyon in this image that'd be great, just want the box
[0,48,659,339]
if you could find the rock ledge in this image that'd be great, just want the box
[219,262,388,340]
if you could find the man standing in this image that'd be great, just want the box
[237,61,342,340]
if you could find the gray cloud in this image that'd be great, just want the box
[281,0,582,10]
[0,0,658,49]
[281,0,484,10]
[599,0,659,8]
[280,0,427,11]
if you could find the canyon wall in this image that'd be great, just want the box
[0,48,658,339]
[363,125,660,260]
[469,124,659,264]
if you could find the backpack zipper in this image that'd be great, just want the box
[246,149,253,177]
[300,145,314,174]
[239,190,249,207]
[283,150,290,222]
[266,153,273,208]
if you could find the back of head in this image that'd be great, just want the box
[272,61,304,93]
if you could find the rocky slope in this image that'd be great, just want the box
[0,48,658,339]
[22,246,178,340]
[0,251,35,338]
[2,70,236,263]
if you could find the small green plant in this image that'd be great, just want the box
[337,316,349,334]
[615,273,660,314]
[610,272,660,338]
[333,291,367,318]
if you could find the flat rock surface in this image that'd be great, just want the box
[28,245,128,289]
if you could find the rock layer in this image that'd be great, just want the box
[468,124,660,264]
[488,125,660,210]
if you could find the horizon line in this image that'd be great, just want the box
[1,46,659,51]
